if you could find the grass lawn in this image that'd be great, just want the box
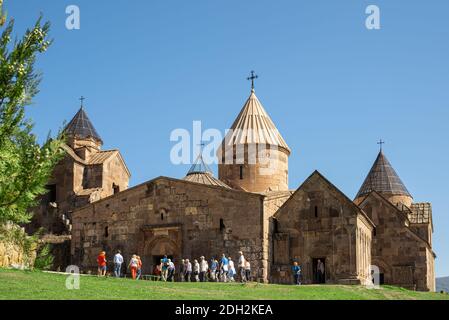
[0,268,448,300]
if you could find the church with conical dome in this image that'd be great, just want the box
[36,76,435,292]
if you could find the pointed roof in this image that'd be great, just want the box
[355,151,412,199]
[222,89,291,154]
[183,153,231,189]
[64,107,102,143]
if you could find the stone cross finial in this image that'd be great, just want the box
[79,96,86,108]
[377,139,385,151]
[247,70,258,91]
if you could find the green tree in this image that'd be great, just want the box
[0,0,65,225]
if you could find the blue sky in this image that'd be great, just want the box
[4,0,449,277]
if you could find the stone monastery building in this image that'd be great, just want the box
[36,83,436,291]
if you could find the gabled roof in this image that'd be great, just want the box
[356,151,411,199]
[221,89,291,154]
[274,170,375,228]
[62,145,131,177]
[64,107,102,143]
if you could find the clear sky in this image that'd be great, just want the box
[4,0,449,277]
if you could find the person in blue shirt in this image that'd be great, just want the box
[292,261,302,285]
[220,253,229,282]
[210,258,218,282]
[161,255,169,281]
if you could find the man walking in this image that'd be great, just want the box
[161,255,169,281]
[292,261,301,285]
[179,259,185,282]
[210,258,218,282]
[167,259,175,282]
[238,251,246,282]
[184,259,192,282]
[220,253,229,282]
[199,256,209,282]
[317,259,325,284]
[113,250,124,278]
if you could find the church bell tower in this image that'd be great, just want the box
[218,72,291,193]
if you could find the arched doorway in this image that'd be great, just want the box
[143,236,181,275]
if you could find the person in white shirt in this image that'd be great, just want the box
[113,250,124,278]
[199,256,209,282]
[238,251,246,282]
[185,259,192,282]
[244,260,251,282]
[193,259,200,282]
[228,257,236,282]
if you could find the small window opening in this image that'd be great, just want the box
[113,183,120,194]
[273,219,279,233]
[220,218,225,231]
[239,166,243,180]
[104,226,109,238]
[161,213,164,220]
[314,206,318,218]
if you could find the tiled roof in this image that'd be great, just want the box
[222,89,290,154]
[184,172,231,189]
[356,151,412,199]
[409,203,432,224]
[88,150,118,164]
[64,107,102,143]
[183,152,231,188]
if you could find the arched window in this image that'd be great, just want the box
[219,218,225,231]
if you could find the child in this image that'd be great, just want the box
[97,251,107,277]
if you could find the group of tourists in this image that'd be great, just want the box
[169,251,252,283]
[99,250,326,285]
[97,250,252,283]
[97,250,143,280]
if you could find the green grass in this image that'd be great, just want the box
[0,268,448,300]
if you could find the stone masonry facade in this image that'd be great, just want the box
[34,88,436,291]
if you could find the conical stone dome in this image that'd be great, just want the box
[355,150,412,206]
[64,107,102,144]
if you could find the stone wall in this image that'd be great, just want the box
[0,239,26,268]
[219,145,289,193]
[358,192,435,291]
[71,177,268,280]
[0,225,36,268]
[269,171,374,285]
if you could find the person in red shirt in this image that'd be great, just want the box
[128,255,139,280]
[97,251,107,276]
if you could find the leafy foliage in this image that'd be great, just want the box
[34,243,54,270]
[0,1,65,225]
